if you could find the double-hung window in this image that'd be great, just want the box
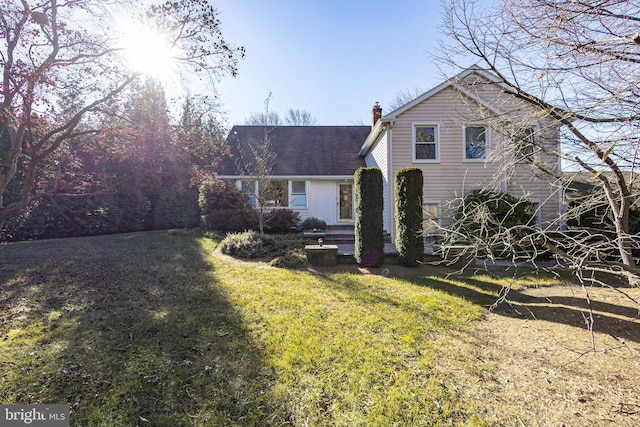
[413,124,439,162]
[240,180,257,206]
[464,125,488,161]
[422,203,441,236]
[290,181,307,208]
[513,126,536,162]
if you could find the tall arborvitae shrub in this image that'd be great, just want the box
[394,167,424,266]
[354,167,385,267]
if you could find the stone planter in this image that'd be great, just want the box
[304,244,338,266]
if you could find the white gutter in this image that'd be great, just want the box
[359,119,388,157]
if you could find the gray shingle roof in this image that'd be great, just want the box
[217,125,370,176]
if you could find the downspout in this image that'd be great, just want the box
[501,133,508,193]
[387,123,395,242]
[556,128,565,231]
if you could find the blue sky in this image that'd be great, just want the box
[211,0,461,126]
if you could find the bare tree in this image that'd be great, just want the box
[386,87,424,112]
[244,111,281,126]
[244,106,317,126]
[0,0,243,229]
[283,108,317,126]
[439,0,640,287]
[235,94,277,234]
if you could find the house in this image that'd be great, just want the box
[217,126,371,225]
[218,66,562,239]
[360,66,562,238]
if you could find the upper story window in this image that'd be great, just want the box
[413,124,439,162]
[513,126,536,162]
[464,125,488,161]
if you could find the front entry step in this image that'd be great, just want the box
[320,225,391,244]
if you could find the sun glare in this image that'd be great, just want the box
[120,25,177,80]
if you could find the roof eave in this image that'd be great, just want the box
[359,119,390,157]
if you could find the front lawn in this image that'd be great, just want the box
[3,231,638,426]
[0,231,485,425]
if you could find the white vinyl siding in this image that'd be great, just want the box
[387,82,560,230]
[365,130,391,233]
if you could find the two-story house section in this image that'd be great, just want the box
[360,65,562,240]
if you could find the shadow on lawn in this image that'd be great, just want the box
[0,232,283,425]
[420,274,640,344]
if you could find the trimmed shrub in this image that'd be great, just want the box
[199,178,256,232]
[264,209,301,234]
[354,167,385,267]
[394,167,424,266]
[300,217,327,232]
[219,231,281,258]
[270,248,307,268]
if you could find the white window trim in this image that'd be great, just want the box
[462,124,490,163]
[532,201,542,230]
[412,123,440,163]
[238,180,258,206]
[289,180,308,209]
[422,200,442,236]
[237,179,309,209]
[514,124,541,163]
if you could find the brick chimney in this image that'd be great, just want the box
[372,102,382,127]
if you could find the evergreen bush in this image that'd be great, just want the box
[455,189,535,258]
[394,167,424,266]
[354,167,384,267]
[264,209,301,234]
[199,178,256,232]
[219,231,300,259]
[300,217,327,232]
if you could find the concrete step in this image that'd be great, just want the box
[320,226,391,244]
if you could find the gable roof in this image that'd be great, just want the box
[218,125,370,177]
[360,65,506,156]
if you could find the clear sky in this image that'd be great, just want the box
[211,0,458,127]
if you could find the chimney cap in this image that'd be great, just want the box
[372,102,382,127]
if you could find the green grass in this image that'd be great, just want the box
[0,231,510,425]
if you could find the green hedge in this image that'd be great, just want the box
[394,168,424,266]
[354,167,384,267]
[198,178,256,232]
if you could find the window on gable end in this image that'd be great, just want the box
[413,124,439,162]
[464,125,488,160]
[513,126,536,162]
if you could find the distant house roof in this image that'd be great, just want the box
[217,125,370,177]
